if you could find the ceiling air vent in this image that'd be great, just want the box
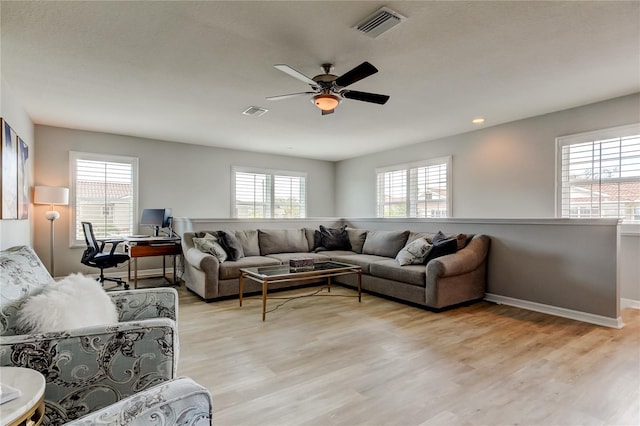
[242,106,268,117]
[354,7,407,38]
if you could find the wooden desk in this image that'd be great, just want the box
[124,238,181,289]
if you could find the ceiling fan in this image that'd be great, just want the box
[266,62,390,115]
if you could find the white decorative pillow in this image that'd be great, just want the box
[395,237,433,266]
[18,273,119,333]
[193,233,227,262]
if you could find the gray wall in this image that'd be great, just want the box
[335,93,640,218]
[33,125,335,276]
[0,78,35,249]
[619,225,640,305]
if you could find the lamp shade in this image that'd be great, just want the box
[34,186,69,205]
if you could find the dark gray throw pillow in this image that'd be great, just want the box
[314,225,351,251]
[217,230,245,261]
[424,230,458,263]
[313,230,323,251]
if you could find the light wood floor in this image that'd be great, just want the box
[175,284,640,426]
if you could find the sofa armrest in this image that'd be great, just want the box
[0,318,178,424]
[66,377,213,425]
[427,234,490,278]
[109,287,178,322]
[184,247,219,273]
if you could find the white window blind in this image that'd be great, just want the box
[70,152,138,244]
[233,167,306,218]
[376,156,451,218]
[234,171,272,218]
[273,174,306,218]
[377,169,407,217]
[557,124,640,220]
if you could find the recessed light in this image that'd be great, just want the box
[472,117,485,124]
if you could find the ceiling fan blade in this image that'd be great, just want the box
[322,109,335,116]
[274,64,317,86]
[342,90,390,105]
[334,62,378,88]
[266,92,315,101]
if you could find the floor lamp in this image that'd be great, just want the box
[34,186,69,277]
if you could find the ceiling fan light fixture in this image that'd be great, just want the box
[314,94,339,111]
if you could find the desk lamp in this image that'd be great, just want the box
[34,186,69,277]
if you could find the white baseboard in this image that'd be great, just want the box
[621,298,640,310]
[484,293,624,329]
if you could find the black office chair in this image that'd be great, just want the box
[81,221,130,290]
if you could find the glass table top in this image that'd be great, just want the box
[241,261,359,278]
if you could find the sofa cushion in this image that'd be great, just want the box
[316,250,358,258]
[370,259,426,287]
[193,233,228,262]
[235,230,260,257]
[362,230,410,258]
[395,237,432,266]
[330,254,390,274]
[424,231,458,263]
[346,227,368,253]
[217,230,245,261]
[265,252,331,263]
[259,229,310,255]
[314,225,351,251]
[219,256,281,280]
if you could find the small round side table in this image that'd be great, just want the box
[0,367,45,426]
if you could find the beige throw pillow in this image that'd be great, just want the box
[193,233,228,262]
[395,237,432,266]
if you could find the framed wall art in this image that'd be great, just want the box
[1,118,18,220]
[18,136,30,219]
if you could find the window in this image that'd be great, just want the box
[232,167,306,218]
[557,124,640,221]
[376,156,452,218]
[70,152,138,245]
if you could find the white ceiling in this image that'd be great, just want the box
[2,1,639,161]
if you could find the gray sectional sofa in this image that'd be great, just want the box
[182,227,490,310]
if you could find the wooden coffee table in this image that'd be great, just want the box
[239,261,362,321]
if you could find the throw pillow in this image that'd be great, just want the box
[193,233,227,262]
[217,230,245,261]
[395,237,433,266]
[313,230,326,252]
[17,273,119,333]
[346,227,367,253]
[314,225,351,251]
[424,231,458,263]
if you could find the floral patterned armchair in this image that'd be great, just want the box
[0,246,180,425]
[67,377,212,425]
